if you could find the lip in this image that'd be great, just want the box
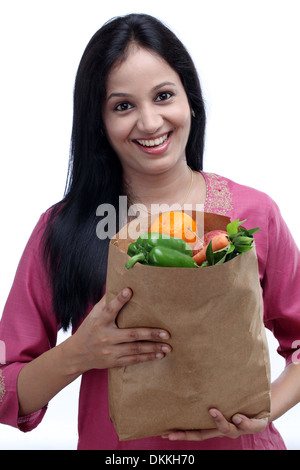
[133,131,173,155]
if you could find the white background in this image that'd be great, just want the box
[0,0,299,450]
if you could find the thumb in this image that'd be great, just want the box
[232,414,246,426]
[232,414,268,433]
[94,288,132,321]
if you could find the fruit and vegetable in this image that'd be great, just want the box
[149,211,198,244]
[125,213,260,269]
[193,219,260,267]
[125,232,198,269]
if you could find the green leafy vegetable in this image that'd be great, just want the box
[200,219,260,267]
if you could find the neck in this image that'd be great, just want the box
[124,162,193,211]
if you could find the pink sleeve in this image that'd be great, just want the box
[227,176,300,367]
[0,212,59,431]
[261,201,300,366]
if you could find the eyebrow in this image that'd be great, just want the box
[107,81,177,101]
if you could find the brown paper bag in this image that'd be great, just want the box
[106,212,271,441]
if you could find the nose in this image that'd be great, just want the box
[136,104,164,135]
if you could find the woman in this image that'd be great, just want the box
[0,13,299,450]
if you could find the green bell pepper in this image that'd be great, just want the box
[125,232,196,269]
[136,232,193,256]
[148,246,199,268]
[127,241,140,257]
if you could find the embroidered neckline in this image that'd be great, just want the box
[0,369,5,403]
[202,172,234,216]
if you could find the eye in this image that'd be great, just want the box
[155,91,174,102]
[114,102,133,112]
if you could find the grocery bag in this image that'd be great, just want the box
[106,212,271,440]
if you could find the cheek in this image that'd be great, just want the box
[104,119,127,149]
[172,107,191,141]
[169,100,191,128]
[108,128,123,145]
[104,113,134,146]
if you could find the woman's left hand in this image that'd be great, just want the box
[162,408,269,441]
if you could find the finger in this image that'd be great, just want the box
[231,414,268,433]
[114,350,167,367]
[163,428,222,441]
[209,409,233,435]
[117,326,170,343]
[115,341,172,358]
[93,289,170,345]
[104,290,170,342]
[95,288,133,321]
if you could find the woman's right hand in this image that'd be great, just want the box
[64,287,172,374]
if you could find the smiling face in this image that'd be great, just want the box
[102,45,192,178]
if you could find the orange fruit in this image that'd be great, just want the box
[149,211,198,244]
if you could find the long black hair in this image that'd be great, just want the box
[43,13,206,330]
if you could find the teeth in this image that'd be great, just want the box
[136,133,169,147]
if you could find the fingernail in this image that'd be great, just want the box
[162,345,172,353]
[209,410,217,418]
[156,352,164,359]
[122,288,130,298]
[232,415,242,425]
[159,331,169,339]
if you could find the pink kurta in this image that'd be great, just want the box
[1,172,299,450]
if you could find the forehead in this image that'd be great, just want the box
[105,46,181,94]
